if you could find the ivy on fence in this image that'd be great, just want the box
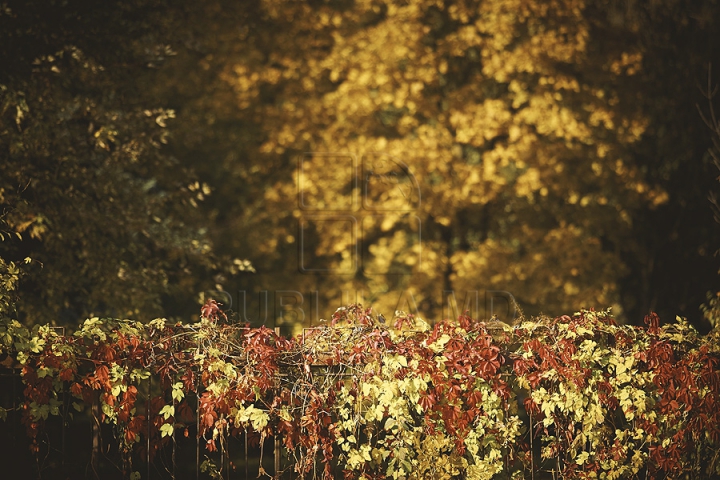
[1,301,719,479]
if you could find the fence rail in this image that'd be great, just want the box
[0,365,311,480]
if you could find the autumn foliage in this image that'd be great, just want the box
[1,302,719,479]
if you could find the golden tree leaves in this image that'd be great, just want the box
[176,0,718,326]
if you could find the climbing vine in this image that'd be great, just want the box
[1,301,719,479]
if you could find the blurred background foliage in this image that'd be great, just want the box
[1,0,719,331]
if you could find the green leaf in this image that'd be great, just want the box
[160,422,174,438]
[159,404,175,420]
[171,382,184,402]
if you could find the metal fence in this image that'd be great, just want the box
[0,366,320,480]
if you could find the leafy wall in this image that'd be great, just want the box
[1,302,719,479]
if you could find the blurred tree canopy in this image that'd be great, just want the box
[0,0,243,324]
[1,0,719,329]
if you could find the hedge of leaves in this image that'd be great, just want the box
[1,302,719,479]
